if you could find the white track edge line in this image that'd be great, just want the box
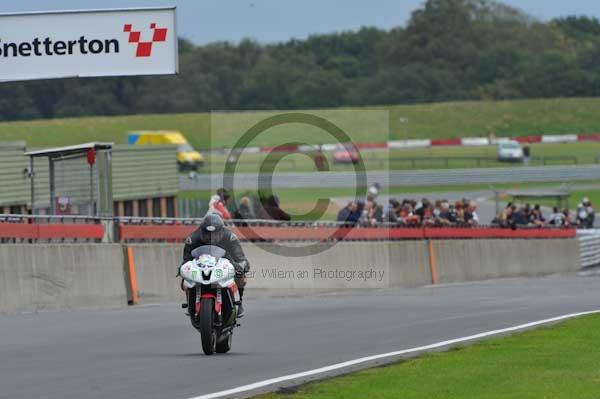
[189,309,600,399]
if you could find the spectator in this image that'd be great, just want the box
[368,183,381,200]
[437,201,452,226]
[523,145,531,166]
[548,207,565,226]
[496,203,514,227]
[233,196,255,225]
[384,199,401,224]
[414,198,429,220]
[576,201,587,227]
[259,195,291,221]
[337,201,360,225]
[464,200,480,226]
[314,146,326,171]
[207,188,231,220]
[563,208,574,226]
[454,201,465,225]
[447,202,458,224]
[581,197,595,229]
[512,205,530,226]
[360,197,383,226]
[433,200,442,218]
[422,203,436,226]
[530,204,546,227]
[523,203,532,223]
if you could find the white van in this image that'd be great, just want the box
[497,140,524,162]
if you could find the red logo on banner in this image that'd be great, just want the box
[123,23,168,57]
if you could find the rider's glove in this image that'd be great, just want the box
[234,260,250,277]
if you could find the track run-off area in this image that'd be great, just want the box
[1,275,599,399]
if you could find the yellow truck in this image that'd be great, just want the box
[127,131,204,171]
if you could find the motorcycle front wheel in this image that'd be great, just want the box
[216,333,232,353]
[200,298,216,355]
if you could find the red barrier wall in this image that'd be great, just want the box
[118,225,196,241]
[0,223,104,240]
[514,135,543,144]
[0,222,576,242]
[577,133,600,141]
[117,225,576,242]
[431,138,462,146]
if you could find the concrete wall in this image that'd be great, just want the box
[433,239,580,283]
[128,244,181,303]
[0,239,582,312]
[127,241,432,304]
[243,241,431,291]
[0,244,127,314]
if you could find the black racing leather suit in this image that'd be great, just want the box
[182,226,249,296]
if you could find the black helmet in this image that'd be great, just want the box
[200,213,225,243]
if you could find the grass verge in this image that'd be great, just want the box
[4,98,600,149]
[255,314,600,399]
[202,142,600,174]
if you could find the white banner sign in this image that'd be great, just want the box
[0,7,178,81]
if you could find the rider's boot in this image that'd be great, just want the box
[237,288,245,318]
[237,302,245,318]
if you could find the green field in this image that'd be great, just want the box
[256,314,600,399]
[3,98,600,150]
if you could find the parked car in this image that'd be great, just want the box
[128,131,204,171]
[333,143,360,164]
[497,140,524,162]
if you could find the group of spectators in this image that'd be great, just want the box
[207,187,596,229]
[493,198,595,229]
[207,188,291,222]
[337,196,480,227]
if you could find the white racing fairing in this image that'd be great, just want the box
[180,254,237,293]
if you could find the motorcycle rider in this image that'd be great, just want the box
[181,213,250,317]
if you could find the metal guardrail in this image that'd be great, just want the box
[0,214,105,224]
[193,155,582,173]
[578,230,600,268]
[180,164,600,190]
[370,155,581,169]
[0,214,577,244]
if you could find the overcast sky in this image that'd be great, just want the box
[2,1,600,44]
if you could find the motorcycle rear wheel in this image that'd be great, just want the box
[200,298,216,355]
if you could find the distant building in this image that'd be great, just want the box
[0,142,179,218]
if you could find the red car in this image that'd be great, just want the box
[333,143,360,164]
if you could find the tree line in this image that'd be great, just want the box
[2,0,600,121]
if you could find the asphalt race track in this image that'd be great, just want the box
[1,275,599,399]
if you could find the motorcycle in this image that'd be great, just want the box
[179,245,240,355]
